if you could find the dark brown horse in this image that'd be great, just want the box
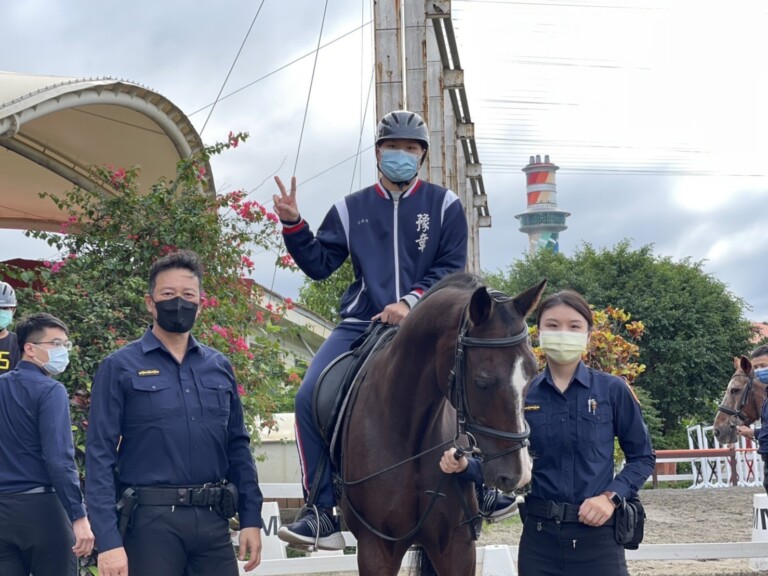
[713,355,766,444]
[339,273,546,575]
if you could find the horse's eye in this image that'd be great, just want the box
[730,389,741,395]
[474,377,495,390]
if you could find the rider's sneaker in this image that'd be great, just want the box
[277,508,345,551]
[479,487,518,522]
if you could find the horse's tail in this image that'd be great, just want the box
[407,546,438,576]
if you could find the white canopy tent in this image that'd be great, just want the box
[0,71,213,232]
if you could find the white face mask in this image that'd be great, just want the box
[539,331,588,364]
[32,344,70,376]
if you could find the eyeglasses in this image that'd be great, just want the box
[33,340,73,351]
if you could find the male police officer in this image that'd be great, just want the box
[0,313,94,575]
[86,250,263,576]
[0,281,20,375]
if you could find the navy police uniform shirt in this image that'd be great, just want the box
[86,329,263,552]
[524,362,655,504]
[0,361,86,521]
[757,399,768,457]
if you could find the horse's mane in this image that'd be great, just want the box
[417,272,485,305]
[417,272,508,307]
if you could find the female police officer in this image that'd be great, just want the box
[441,289,654,575]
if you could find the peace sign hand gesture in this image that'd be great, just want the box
[273,176,300,224]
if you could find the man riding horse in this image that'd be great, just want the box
[271,110,515,550]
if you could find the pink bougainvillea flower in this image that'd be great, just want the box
[110,168,127,187]
[201,295,220,309]
[231,337,248,352]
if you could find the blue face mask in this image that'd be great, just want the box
[379,149,420,183]
[34,345,70,376]
[0,310,13,330]
[755,367,768,384]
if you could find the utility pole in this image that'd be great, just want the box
[374,0,489,274]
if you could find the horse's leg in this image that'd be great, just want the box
[422,533,477,576]
[355,533,410,576]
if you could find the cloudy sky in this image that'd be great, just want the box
[2,0,767,321]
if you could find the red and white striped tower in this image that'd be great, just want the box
[515,154,570,255]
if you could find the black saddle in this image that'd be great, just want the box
[312,321,397,467]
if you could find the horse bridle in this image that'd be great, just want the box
[717,373,756,424]
[449,300,531,462]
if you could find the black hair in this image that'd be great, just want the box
[535,290,594,329]
[16,313,69,353]
[751,345,768,359]
[148,250,204,295]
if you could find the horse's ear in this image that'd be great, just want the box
[740,355,752,374]
[734,356,741,370]
[513,279,548,319]
[469,287,493,326]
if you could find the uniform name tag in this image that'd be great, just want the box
[137,369,160,376]
[524,405,541,411]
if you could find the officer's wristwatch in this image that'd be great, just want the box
[603,491,622,508]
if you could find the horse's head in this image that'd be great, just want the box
[453,278,547,492]
[713,355,763,444]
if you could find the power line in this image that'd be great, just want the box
[293,0,331,176]
[200,0,266,135]
[349,64,375,194]
[187,21,372,118]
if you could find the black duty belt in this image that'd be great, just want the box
[135,486,221,507]
[525,496,614,525]
[17,486,55,495]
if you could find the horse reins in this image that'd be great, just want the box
[449,301,531,462]
[717,374,756,424]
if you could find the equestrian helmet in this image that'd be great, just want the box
[375,110,429,150]
[0,282,16,307]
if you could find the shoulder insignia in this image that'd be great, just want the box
[623,379,641,405]
[524,405,541,411]
[137,369,160,376]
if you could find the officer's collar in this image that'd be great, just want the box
[17,360,48,375]
[140,327,204,356]
[543,361,590,389]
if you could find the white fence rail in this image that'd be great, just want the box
[244,542,768,575]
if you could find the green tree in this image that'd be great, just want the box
[297,260,354,324]
[487,240,753,448]
[1,134,305,472]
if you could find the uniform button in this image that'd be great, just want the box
[151,385,157,390]
[191,416,196,421]
[560,417,565,422]
[185,388,190,393]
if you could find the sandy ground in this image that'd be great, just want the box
[311,486,767,575]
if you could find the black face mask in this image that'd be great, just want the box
[154,297,198,333]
